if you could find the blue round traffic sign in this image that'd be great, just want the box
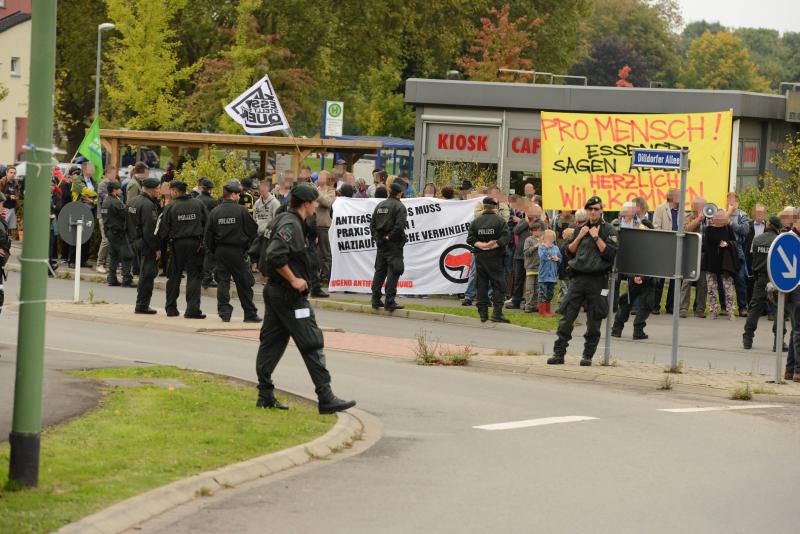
[767,232,800,293]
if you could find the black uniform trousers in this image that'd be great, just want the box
[510,258,525,305]
[554,272,609,359]
[744,271,781,343]
[134,240,158,309]
[202,250,216,286]
[215,245,258,320]
[256,283,330,397]
[371,244,405,305]
[308,241,322,293]
[107,231,133,284]
[165,237,204,315]
[613,279,652,335]
[785,290,800,375]
[475,253,506,309]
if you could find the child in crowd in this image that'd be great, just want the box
[537,229,562,316]
[556,226,575,314]
[522,221,546,313]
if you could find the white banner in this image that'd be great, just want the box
[329,197,483,295]
[224,74,290,134]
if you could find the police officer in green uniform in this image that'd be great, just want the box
[467,196,511,323]
[205,180,261,323]
[548,196,618,366]
[101,181,134,287]
[127,177,162,314]
[743,216,784,350]
[196,178,219,289]
[255,183,356,413]
[158,180,208,318]
[370,180,407,311]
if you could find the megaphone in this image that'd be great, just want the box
[702,203,718,218]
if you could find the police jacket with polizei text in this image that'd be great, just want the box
[467,210,511,259]
[101,194,128,235]
[750,227,779,274]
[566,219,617,274]
[205,199,258,252]
[158,194,207,240]
[265,209,312,284]
[370,196,407,246]
[127,192,161,252]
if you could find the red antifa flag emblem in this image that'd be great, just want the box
[439,244,473,284]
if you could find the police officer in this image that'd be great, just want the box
[467,197,511,323]
[548,196,618,366]
[196,178,219,289]
[127,177,162,314]
[370,180,407,311]
[205,180,261,323]
[101,181,134,287]
[255,183,356,413]
[743,216,785,350]
[158,180,207,318]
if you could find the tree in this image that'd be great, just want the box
[740,134,800,216]
[352,59,415,138]
[680,31,769,92]
[457,4,544,82]
[571,36,649,87]
[734,28,789,91]
[54,0,108,156]
[784,32,800,84]
[104,0,197,129]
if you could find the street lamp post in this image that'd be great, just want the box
[95,22,115,119]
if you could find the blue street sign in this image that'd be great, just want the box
[631,148,682,170]
[768,232,800,293]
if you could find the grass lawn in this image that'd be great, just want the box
[0,366,334,534]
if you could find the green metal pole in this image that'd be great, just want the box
[8,0,58,488]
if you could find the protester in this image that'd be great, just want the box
[368,169,387,197]
[1,165,19,240]
[125,162,148,206]
[441,186,455,200]
[680,196,708,318]
[703,210,739,320]
[537,229,561,317]
[652,188,680,314]
[339,183,355,198]
[354,177,369,198]
[725,192,750,317]
[744,203,767,307]
[522,220,545,313]
[374,185,388,199]
[275,172,295,205]
[254,179,281,235]
[633,196,650,222]
[315,170,335,285]
[507,202,534,310]
[422,183,437,198]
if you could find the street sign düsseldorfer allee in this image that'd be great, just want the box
[767,231,800,293]
[630,148,683,170]
[224,74,290,134]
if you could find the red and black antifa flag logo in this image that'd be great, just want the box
[225,74,290,134]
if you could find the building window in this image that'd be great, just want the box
[10,57,20,76]
[0,1,6,8]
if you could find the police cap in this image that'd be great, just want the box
[482,196,498,207]
[768,215,782,229]
[107,181,121,191]
[390,181,405,194]
[223,180,242,193]
[584,196,603,209]
[169,180,187,192]
[291,182,319,202]
[142,178,161,189]
[200,178,214,189]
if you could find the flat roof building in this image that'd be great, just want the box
[404,78,798,197]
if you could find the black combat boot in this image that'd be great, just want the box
[256,395,288,410]
[611,323,623,338]
[371,299,384,310]
[547,355,565,365]
[632,328,648,340]
[477,306,489,322]
[742,335,753,350]
[490,303,510,323]
[317,386,356,415]
[580,357,593,366]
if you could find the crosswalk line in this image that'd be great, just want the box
[657,404,783,413]
[473,416,598,431]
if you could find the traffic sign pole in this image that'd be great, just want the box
[775,293,785,384]
[602,269,616,366]
[669,147,689,371]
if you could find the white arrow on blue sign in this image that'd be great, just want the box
[767,232,800,293]
[631,148,683,170]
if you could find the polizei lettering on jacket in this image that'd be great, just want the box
[218,217,237,225]
[477,228,496,235]
[177,213,197,222]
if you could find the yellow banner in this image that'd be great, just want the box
[541,111,732,211]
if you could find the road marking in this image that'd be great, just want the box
[473,416,598,431]
[657,404,783,413]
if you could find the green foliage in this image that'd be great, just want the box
[104,0,198,129]
[739,135,800,215]
[734,28,790,91]
[352,59,415,138]
[681,31,769,92]
[174,150,249,191]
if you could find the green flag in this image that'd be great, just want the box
[76,117,103,181]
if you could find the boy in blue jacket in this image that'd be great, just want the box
[537,229,561,316]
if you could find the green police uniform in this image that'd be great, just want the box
[467,198,511,322]
[196,179,219,288]
[127,178,162,313]
[550,197,618,365]
[205,181,260,323]
[255,183,356,414]
[370,183,407,310]
[158,181,208,318]
[101,182,134,287]
[743,220,784,350]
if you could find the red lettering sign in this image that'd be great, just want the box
[434,133,490,153]
[511,136,541,154]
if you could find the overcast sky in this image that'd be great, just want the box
[677,0,800,33]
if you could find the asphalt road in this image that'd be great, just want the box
[2,275,799,532]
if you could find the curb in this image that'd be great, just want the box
[56,404,377,534]
[467,358,800,405]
